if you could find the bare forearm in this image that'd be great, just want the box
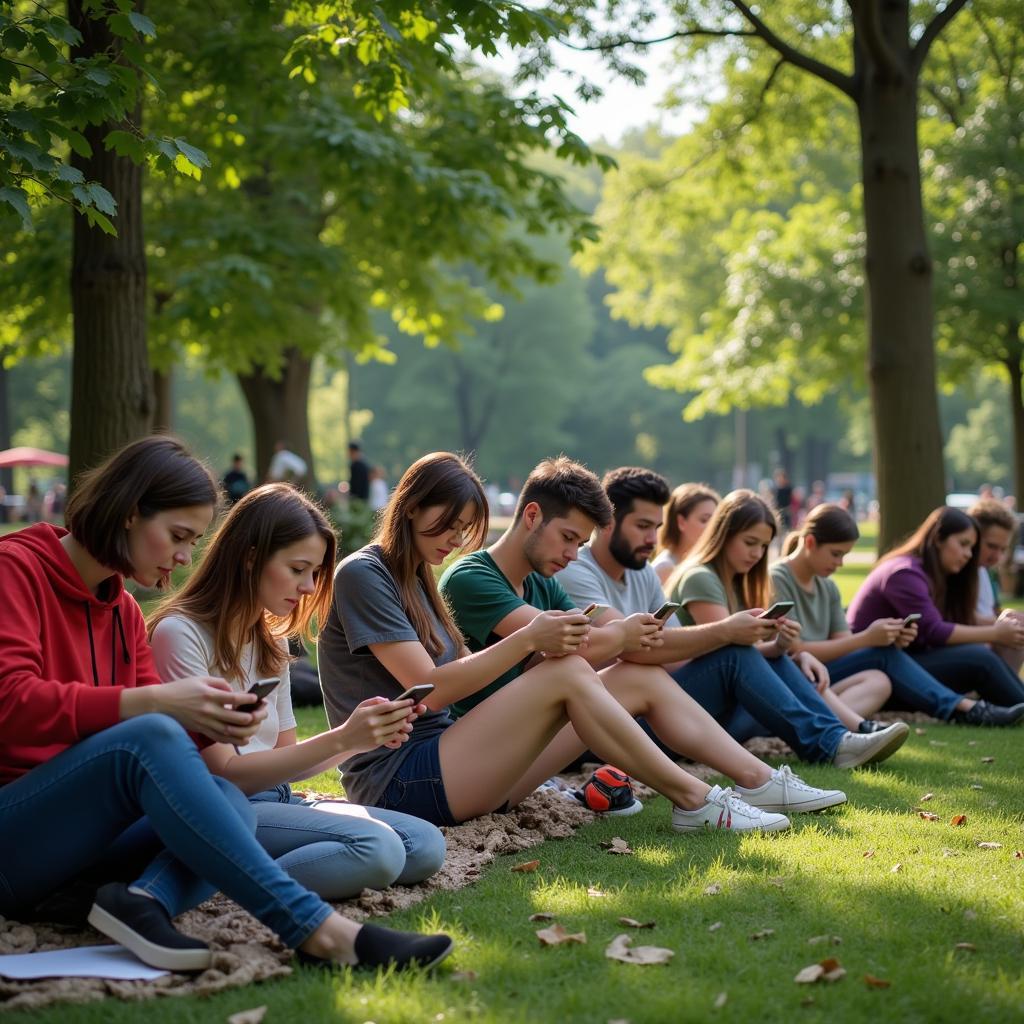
[799,634,867,661]
[425,631,536,708]
[622,623,727,664]
[948,623,1001,645]
[211,732,350,795]
[119,686,159,720]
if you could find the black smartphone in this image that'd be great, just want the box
[654,600,682,622]
[902,613,922,627]
[395,683,435,704]
[246,678,280,707]
[759,601,795,620]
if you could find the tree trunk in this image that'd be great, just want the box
[66,1,151,487]
[152,368,173,433]
[236,348,316,487]
[1006,350,1024,505]
[0,355,12,495]
[857,16,946,553]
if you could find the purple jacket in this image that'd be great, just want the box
[847,555,956,650]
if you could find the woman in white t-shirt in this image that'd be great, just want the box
[651,483,719,584]
[149,484,445,900]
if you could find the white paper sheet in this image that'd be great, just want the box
[0,944,169,980]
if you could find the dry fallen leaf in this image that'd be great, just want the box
[750,928,775,941]
[795,964,826,984]
[967,740,978,746]
[451,970,478,983]
[920,792,935,802]
[942,847,960,857]
[618,917,656,929]
[970,784,984,790]
[929,740,948,747]
[914,727,927,735]
[863,974,891,989]
[819,957,842,973]
[890,863,903,873]
[704,882,723,895]
[512,859,540,873]
[918,811,940,821]
[950,814,968,827]
[708,921,723,933]
[587,886,608,899]
[528,913,554,922]
[823,966,847,983]
[536,923,586,946]
[713,992,728,1009]
[605,934,674,966]
[601,837,633,855]
[227,1010,267,1024]
[977,841,1003,850]
[1014,850,1024,859]
[807,935,842,946]
[981,756,995,764]
[863,849,876,859]
[954,942,977,952]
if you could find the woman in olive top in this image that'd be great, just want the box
[772,504,1024,727]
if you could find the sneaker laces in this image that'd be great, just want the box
[772,764,819,798]
[707,786,763,829]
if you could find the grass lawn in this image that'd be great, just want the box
[14,707,1024,1023]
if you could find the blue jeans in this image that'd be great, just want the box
[825,647,961,720]
[250,785,446,900]
[0,715,331,947]
[378,735,457,826]
[671,645,847,762]
[910,645,1024,706]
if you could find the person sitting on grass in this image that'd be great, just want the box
[651,483,720,584]
[772,504,1024,728]
[0,437,452,975]
[666,490,910,760]
[967,498,1024,675]
[148,483,446,901]
[319,452,793,836]
[847,506,1024,707]
[558,467,906,771]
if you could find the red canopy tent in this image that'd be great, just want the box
[0,447,69,469]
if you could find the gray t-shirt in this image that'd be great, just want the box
[556,545,682,628]
[769,561,849,642]
[318,544,455,805]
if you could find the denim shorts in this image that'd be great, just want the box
[378,736,457,827]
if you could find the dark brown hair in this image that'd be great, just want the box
[668,489,778,611]
[515,456,612,529]
[66,436,218,577]
[782,503,860,556]
[376,452,488,656]
[882,506,979,624]
[968,498,1017,535]
[602,467,671,526]
[657,482,720,554]
[148,484,336,679]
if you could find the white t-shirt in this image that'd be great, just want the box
[150,614,296,754]
[977,566,996,620]
[368,477,389,511]
[651,549,677,574]
[267,448,307,482]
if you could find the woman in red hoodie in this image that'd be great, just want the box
[0,436,451,974]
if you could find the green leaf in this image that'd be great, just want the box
[55,163,86,184]
[156,139,178,163]
[104,128,146,162]
[65,129,92,158]
[6,109,40,132]
[127,11,157,38]
[84,67,113,87]
[83,205,116,235]
[173,138,210,169]
[0,186,31,229]
[86,182,117,215]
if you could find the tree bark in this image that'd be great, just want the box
[236,348,316,487]
[67,1,151,487]
[152,368,173,433]
[1006,349,1024,505]
[856,6,946,552]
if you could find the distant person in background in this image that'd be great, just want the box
[838,489,856,517]
[47,482,67,522]
[368,466,389,512]
[652,483,720,584]
[267,441,307,486]
[978,482,995,500]
[806,481,826,512]
[222,453,252,506]
[773,469,793,530]
[348,442,369,502]
[24,482,43,524]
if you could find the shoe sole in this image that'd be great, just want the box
[746,792,848,814]
[415,937,455,972]
[672,815,791,834]
[87,903,212,972]
[834,723,910,769]
[601,797,644,817]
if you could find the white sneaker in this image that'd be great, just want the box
[832,721,910,769]
[672,785,791,833]
[735,765,847,813]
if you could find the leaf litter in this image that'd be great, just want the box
[536,923,586,946]
[605,934,674,966]
[601,837,633,855]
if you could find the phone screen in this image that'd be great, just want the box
[760,602,795,620]
[247,678,280,706]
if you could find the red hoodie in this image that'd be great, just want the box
[0,523,161,784]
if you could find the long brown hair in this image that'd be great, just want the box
[376,452,488,656]
[148,484,336,679]
[881,506,979,624]
[669,489,778,611]
[657,483,720,555]
[782,503,860,557]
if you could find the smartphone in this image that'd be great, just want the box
[246,678,280,707]
[395,683,435,704]
[581,602,607,620]
[654,600,682,622]
[902,613,922,627]
[759,601,795,620]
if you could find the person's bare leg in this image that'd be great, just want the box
[830,670,892,718]
[597,662,772,790]
[439,656,713,821]
[299,914,361,964]
[816,683,866,730]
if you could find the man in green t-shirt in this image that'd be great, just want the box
[440,457,849,816]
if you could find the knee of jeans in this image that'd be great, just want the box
[212,776,257,832]
[123,712,193,751]
[352,831,408,889]
[398,824,447,883]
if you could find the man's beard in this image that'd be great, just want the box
[609,526,649,571]
[523,530,552,576]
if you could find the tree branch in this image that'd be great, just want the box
[912,0,971,74]
[726,0,855,98]
[922,82,962,127]
[560,27,759,52]
[848,0,904,81]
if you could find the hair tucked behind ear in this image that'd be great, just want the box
[783,503,859,557]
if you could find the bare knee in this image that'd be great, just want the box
[863,670,892,702]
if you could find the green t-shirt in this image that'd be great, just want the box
[769,561,849,642]
[669,564,732,626]
[439,550,575,717]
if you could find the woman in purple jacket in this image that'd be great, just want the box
[848,507,1024,705]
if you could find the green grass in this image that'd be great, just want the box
[14,720,1024,1023]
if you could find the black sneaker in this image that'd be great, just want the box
[87,883,211,972]
[296,922,454,972]
[857,719,888,734]
[953,700,1024,727]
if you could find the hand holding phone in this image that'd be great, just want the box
[395,683,435,704]
[246,678,280,708]
[581,602,608,621]
[902,613,922,627]
[654,600,681,622]
[759,601,795,620]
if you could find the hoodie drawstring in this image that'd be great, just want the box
[84,602,131,686]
